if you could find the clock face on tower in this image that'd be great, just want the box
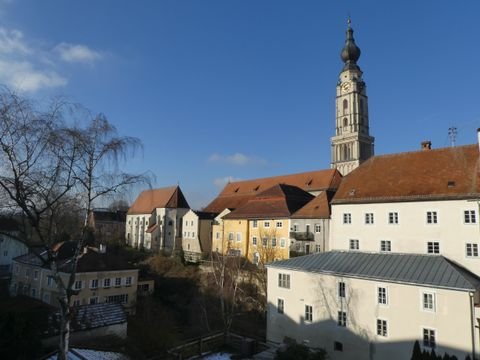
[341,82,351,93]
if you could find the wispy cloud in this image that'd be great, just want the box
[0,60,67,92]
[54,42,102,64]
[213,176,242,188]
[0,25,104,92]
[208,152,267,166]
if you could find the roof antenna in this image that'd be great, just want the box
[448,126,457,147]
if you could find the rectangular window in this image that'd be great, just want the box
[380,240,391,252]
[337,311,346,327]
[465,210,477,224]
[252,220,258,228]
[280,238,286,248]
[466,243,479,257]
[252,236,257,246]
[125,276,132,286]
[264,221,270,228]
[74,280,82,290]
[314,224,321,233]
[90,297,98,305]
[115,277,121,287]
[334,342,343,352]
[349,239,359,250]
[47,276,54,287]
[276,221,283,228]
[106,294,129,304]
[228,232,234,241]
[293,224,298,232]
[423,292,435,311]
[376,319,388,337]
[427,242,440,254]
[271,237,277,247]
[277,298,284,314]
[305,305,313,322]
[192,232,195,238]
[215,232,220,239]
[315,245,321,252]
[365,213,374,224]
[378,287,388,305]
[90,279,98,289]
[43,293,50,303]
[426,211,438,224]
[236,233,241,242]
[34,270,39,280]
[343,213,352,224]
[338,282,346,298]
[278,273,290,289]
[31,288,36,298]
[262,237,267,247]
[423,328,436,348]
[388,212,399,224]
[103,278,111,288]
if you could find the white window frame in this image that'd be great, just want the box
[103,278,111,288]
[427,241,440,254]
[236,233,242,242]
[276,221,283,228]
[252,220,258,228]
[422,327,436,348]
[388,212,399,224]
[380,240,391,252]
[264,221,270,228]
[314,224,321,233]
[277,298,285,314]
[377,286,388,305]
[280,238,286,248]
[115,277,121,287]
[338,281,346,299]
[293,224,298,232]
[365,213,374,225]
[343,213,352,224]
[466,243,479,258]
[278,273,291,289]
[305,304,313,322]
[271,237,277,247]
[349,239,359,250]
[464,210,477,224]
[426,211,438,224]
[90,279,98,289]
[376,318,388,337]
[422,292,436,312]
[228,232,234,241]
[252,236,257,246]
[337,311,347,327]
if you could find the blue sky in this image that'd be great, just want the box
[1,1,479,208]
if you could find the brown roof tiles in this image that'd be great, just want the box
[291,191,334,219]
[204,169,342,213]
[333,144,480,204]
[224,184,314,220]
[128,186,190,215]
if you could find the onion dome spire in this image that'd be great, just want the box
[340,18,361,71]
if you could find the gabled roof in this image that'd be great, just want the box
[224,184,314,220]
[268,251,480,291]
[333,144,480,204]
[193,210,218,220]
[128,186,190,215]
[204,169,342,213]
[291,191,334,219]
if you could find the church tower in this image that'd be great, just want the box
[331,20,374,175]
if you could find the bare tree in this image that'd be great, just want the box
[0,89,145,359]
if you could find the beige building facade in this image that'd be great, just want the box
[267,251,480,359]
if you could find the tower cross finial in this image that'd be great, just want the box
[347,13,351,27]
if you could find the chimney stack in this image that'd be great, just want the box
[477,128,480,152]
[421,141,432,150]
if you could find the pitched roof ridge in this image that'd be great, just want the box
[368,143,477,160]
[224,168,336,186]
[442,256,480,287]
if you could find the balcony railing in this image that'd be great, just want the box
[289,231,314,241]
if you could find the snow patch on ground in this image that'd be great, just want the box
[202,352,233,360]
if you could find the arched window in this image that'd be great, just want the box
[343,99,348,114]
[343,145,348,160]
[343,118,348,127]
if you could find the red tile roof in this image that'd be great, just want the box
[291,191,334,219]
[224,184,314,220]
[128,186,190,215]
[204,169,342,213]
[333,144,480,204]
